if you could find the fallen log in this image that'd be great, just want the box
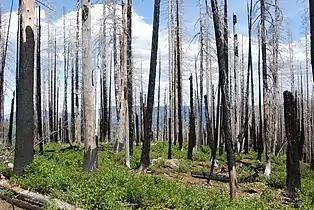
[191,172,229,182]
[191,171,260,183]
[0,194,41,210]
[0,175,83,210]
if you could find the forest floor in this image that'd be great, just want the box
[0,142,313,209]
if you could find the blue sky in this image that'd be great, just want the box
[2,0,307,40]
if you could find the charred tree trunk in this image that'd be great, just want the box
[127,0,134,154]
[14,0,35,176]
[8,92,15,145]
[37,7,43,154]
[140,0,161,170]
[284,91,301,196]
[188,74,196,160]
[156,53,161,141]
[211,0,237,198]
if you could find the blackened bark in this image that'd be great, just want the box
[8,92,15,145]
[135,113,139,146]
[204,95,213,150]
[156,53,161,141]
[140,0,161,170]
[284,91,301,195]
[127,0,134,154]
[14,0,35,176]
[257,22,263,161]
[211,0,237,198]
[37,7,43,154]
[168,117,172,159]
[188,75,196,160]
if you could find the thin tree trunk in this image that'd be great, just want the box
[261,0,271,178]
[8,91,15,145]
[37,6,43,154]
[63,8,69,143]
[127,0,134,154]
[309,0,314,82]
[188,74,196,159]
[199,0,204,146]
[257,25,263,161]
[156,52,161,141]
[176,0,183,150]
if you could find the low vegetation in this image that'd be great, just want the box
[0,143,313,209]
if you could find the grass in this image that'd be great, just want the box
[0,142,313,209]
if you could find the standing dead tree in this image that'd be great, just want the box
[284,90,302,202]
[14,0,35,176]
[140,0,161,171]
[210,0,237,199]
[82,0,98,172]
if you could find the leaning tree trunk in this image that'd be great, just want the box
[284,90,301,198]
[140,0,161,171]
[211,0,237,199]
[14,0,35,176]
[82,0,97,172]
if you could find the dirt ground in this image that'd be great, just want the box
[0,199,23,210]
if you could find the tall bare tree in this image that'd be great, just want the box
[37,6,43,154]
[140,0,161,170]
[210,0,237,198]
[82,0,97,172]
[261,0,271,178]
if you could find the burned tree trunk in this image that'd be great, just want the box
[188,74,196,160]
[284,90,301,196]
[8,92,15,145]
[140,0,161,170]
[37,6,43,154]
[14,0,35,176]
[156,53,161,141]
[127,0,134,154]
[211,0,237,198]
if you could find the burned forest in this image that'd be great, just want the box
[0,0,313,209]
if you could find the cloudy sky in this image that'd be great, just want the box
[0,0,311,116]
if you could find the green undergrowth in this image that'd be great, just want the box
[0,142,313,209]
